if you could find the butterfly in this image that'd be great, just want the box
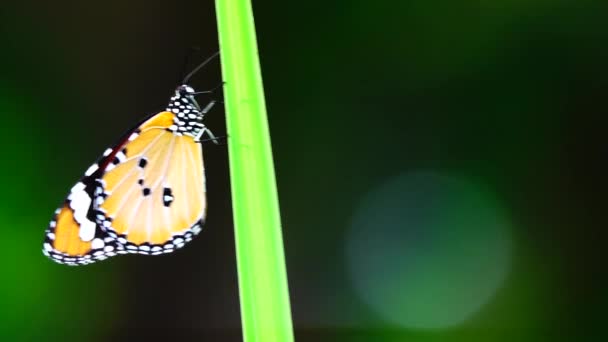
[42,53,222,266]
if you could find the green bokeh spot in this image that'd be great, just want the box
[347,171,512,330]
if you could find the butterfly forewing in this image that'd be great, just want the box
[43,162,127,265]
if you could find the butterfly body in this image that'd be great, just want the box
[43,84,216,266]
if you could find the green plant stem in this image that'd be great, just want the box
[214,1,294,341]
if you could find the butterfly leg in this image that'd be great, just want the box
[199,135,228,145]
[195,126,224,145]
[192,81,225,96]
[189,97,216,116]
[201,100,217,114]
[195,123,227,145]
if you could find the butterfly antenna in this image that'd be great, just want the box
[179,46,201,85]
[182,51,220,84]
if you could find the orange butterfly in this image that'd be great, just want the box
[43,53,221,265]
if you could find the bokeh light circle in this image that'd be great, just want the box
[346,171,512,329]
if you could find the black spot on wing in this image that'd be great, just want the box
[138,158,148,168]
[162,187,174,207]
[142,188,151,196]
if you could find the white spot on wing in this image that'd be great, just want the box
[69,183,96,241]
[84,164,99,176]
[115,151,127,163]
[192,225,202,235]
[92,238,104,250]
[71,182,86,193]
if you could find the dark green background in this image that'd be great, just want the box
[0,1,604,341]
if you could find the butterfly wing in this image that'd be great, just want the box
[44,86,213,265]
[42,118,143,265]
[43,164,126,265]
[94,111,206,254]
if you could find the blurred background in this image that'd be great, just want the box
[0,0,605,341]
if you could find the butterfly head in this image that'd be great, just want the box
[176,84,196,95]
[167,85,200,114]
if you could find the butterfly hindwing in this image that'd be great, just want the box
[93,110,207,254]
